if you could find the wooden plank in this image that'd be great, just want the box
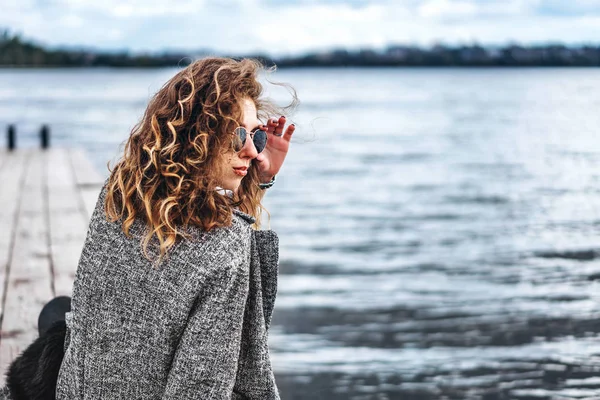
[69,148,104,221]
[0,150,28,320]
[69,147,105,187]
[0,150,54,377]
[46,148,88,297]
[0,150,9,173]
[0,147,104,381]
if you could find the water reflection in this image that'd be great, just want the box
[1,68,600,398]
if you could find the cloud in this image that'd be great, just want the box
[418,0,479,19]
[1,0,599,54]
[536,0,600,16]
[417,0,540,20]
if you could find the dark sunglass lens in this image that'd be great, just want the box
[253,129,267,153]
[233,127,247,151]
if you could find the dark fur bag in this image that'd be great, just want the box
[5,316,68,399]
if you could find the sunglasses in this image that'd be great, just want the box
[232,126,267,153]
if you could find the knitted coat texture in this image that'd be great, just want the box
[0,181,281,399]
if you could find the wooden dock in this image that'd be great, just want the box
[0,147,104,381]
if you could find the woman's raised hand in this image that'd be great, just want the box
[254,116,295,183]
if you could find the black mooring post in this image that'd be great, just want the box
[7,124,16,151]
[40,125,50,149]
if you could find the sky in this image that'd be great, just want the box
[2,0,600,56]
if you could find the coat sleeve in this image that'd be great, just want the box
[161,254,250,399]
[254,230,279,331]
[0,386,13,400]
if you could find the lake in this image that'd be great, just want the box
[1,67,600,399]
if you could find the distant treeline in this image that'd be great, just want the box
[277,45,600,67]
[0,30,190,67]
[2,29,600,68]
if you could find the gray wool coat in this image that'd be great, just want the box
[2,182,282,399]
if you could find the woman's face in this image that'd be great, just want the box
[217,98,261,193]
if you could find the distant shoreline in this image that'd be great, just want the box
[2,31,600,68]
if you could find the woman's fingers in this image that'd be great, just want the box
[283,123,295,141]
[265,116,294,140]
[273,116,286,136]
[267,117,278,130]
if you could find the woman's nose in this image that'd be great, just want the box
[239,137,259,159]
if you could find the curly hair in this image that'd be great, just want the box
[104,57,295,265]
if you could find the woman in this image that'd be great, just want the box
[2,56,296,399]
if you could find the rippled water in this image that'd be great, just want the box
[1,67,600,399]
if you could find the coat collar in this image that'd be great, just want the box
[215,185,256,225]
[233,209,256,224]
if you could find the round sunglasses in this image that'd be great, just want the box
[232,127,267,153]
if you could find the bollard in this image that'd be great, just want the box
[40,125,50,149]
[7,124,16,151]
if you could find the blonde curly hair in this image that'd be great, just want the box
[104,57,295,265]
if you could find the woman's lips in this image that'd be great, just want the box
[233,167,247,176]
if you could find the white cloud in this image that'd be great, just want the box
[418,0,478,19]
[417,0,542,20]
[59,14,85,28]
[0,0,598,54]
[251,4,391,52]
